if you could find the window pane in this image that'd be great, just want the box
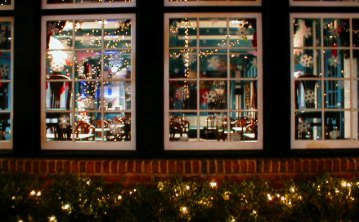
[0,52,10,80]
[0,22,11,50]
[0,0,11,5]
[166,14,261,149]
[0,83,10,111]
[45,0,135,7]
[292,15,359,147]
[43,15,134,149]
[0,113,10,141]
[166,0,261,6]
[46,113,72,141]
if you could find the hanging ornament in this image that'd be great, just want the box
[58,114,70,129]
[175,85,190,101]
[299,54,313,67]
[208,90,217,103]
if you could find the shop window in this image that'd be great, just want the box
[0,18,12,149]
[42,0,135,9]
[291,14,359,149]
[291,0,359,6]
[0,0,13,10]
[165,13,263,150]
[165,0,261,6]
[42,15,135,150]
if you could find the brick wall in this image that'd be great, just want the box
[1,158,359,184]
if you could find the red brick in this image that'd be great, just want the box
[333,158,341,172]
[177,160,184,174]
[48,161,55,174]
[255,159,263,173]
[310,159,318,173]
[71,161,79,173]
[302,159,310,172]
[144,160,152,174]
[86,161,95,174]
[217,160,224,173]
[348,158,356,171]
[24,160,31,172]
[79,161,86,173]
[272,160,280,173]
[95,161,102,174]
[192,160,200,174]
[224,160,232,173]
[127,160,135,173]
[152,160,159,174]
[168,160,176,174]
[1,159,8,172]
[294,159,302,173]
[209,160,215,174]
[248,160,256,173]
[264,160,272,173]
[201,160,208,174]
[325,159,333,172]
[135,160,143,173]
[112,160,120,174]
[103,161,109,174]
[17,160,24,172]
[63,161,70,173]
[160,160,167,174]
[231,160,239,173]
[287,159,294,173]
[125,175,152,185]
[341,159,348,171]
[33,160,39,173]
[40,160,47,173]
[185,160,191,173]
[56,161,63,173]
[280,160,286,173]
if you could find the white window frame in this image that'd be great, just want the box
[165,0,261,7]
[164,13,263,150]
[290,0,359,7]
[291,13,359,149]
[41,14,136,150]
[42,0,135,9]
[0,1,14,10]
[0,17,13,149]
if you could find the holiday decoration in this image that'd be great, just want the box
[0,64,9,79]
[58,114,70,129]
[299,54,313,67]
[304,89,316,104]
[328,55,339,67]
[175,85,190,101]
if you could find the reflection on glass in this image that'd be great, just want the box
[295,111,322,140]
[169,18,197,48]
[75,20,102,49]
[230,81,257,110]
[75,81,101,111]
[323,18,350,47]
[169,49,197,79]
[200,49,227,78]
[230,49,257,78]
[169,112,197,141]
[229,18,257,48]
[103,81,131,111]
[295,80,321,109]
[75,51,101,79]
[0,113,10,141]
[0,22,11,50]
[104,50,131,80]
[199,18,227,47]
[0,52,10,80]
[46,113,72,141]
[324,111,350,140]
[169,81,197,110]
[200,80,227,110]
[104,112,131,141]
[293,49,321,78]
[104,19,131,49]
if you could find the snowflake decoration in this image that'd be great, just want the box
[305,89,315,103]
[299,54,313,68]
[0,64,9,79]
[58,114,70,129]
[328,55,339,68]
[297,20,312,39]
[298,121,308,133]
[208,90,217,103]
[175,85,190,101]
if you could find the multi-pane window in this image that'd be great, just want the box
[291,14,359,149]
[0,18,12,149]
[43,0,135,9]
[165,13,262,150]
[42,15,135,150]
[291,0,359,6]
[165,0,261,6]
